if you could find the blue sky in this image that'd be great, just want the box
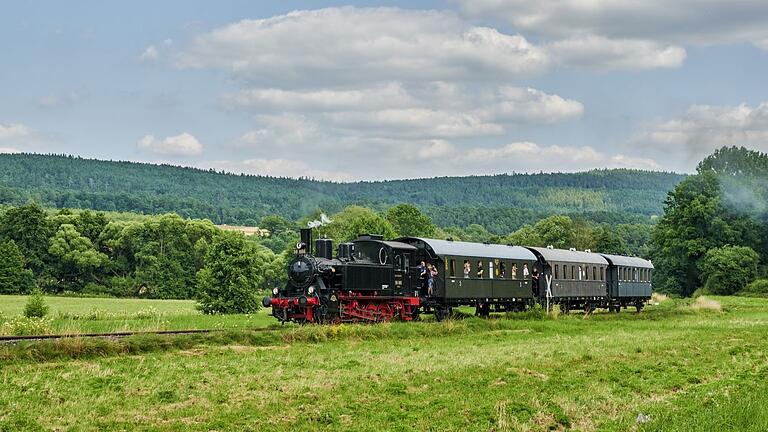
[2,1,768,180]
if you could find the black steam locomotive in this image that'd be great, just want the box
[264,228,653,323]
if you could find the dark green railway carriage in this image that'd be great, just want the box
[599,253,653,311]
[399,237,537,315]
[526,246,610,312]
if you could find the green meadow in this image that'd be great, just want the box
[0,295,276,335]
[1,295,767,431]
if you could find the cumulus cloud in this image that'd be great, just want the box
[137,132,203,156]
[632,102,768,169]
[458,0,768,47]
[177,7,550,85]
[169,6,686,179]
[547,36,686,71]
[0,123,32,141]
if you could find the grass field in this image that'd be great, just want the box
[1,295,768,430]
[0,295,277,335]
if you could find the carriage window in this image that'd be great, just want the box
[583,265,588,280]
[554,264,559,280]
[511,263,518,279]
[593,266,597,281]
[499,261,506,278]
[600,266,604,281]
[634,268,639,282]
[578,266,583,280]
[477,261,484,279]
[449,259,456,278]
[571,265,575,280]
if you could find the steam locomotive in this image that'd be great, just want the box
[263,227,653,323]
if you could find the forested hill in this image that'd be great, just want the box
[0,154,685,232]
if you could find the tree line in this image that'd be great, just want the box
[0,153,680,234]
[0,204,287,313]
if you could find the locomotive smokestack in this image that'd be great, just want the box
[300,228,313,255]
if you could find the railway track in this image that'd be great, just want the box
[0,327,281,344]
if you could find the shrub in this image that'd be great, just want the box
[741,279,768,297]
[23,288,49,318]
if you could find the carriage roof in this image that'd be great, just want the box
[399,237,537,261]
[526,246,609,265]
[599,254,654,268]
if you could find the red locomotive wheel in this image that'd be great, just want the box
[378,304,394,321]
[366,303,379,320]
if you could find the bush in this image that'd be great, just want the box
[23,288,49,318]
[741,279,768,297]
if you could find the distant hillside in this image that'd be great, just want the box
[0,154,685,234]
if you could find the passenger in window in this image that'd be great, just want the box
[463,260,471,278]
[511,264,518,279]
[531,266,540,284]
[499,262,506,278]
[522,263,529,278]
[477,261,484,278]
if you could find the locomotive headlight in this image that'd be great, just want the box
[272,287,279,296]
[307,286,315,295]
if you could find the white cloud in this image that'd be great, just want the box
[458,0,768,47]
[0,123,32,141]
[140,45,159,62]
[137,132,203,156]
[482,87,583,123]
[226,83,417,112]
[547,36,686,71]
[230,85,581,147]
[325,109,504,139]
[177,7,550,85]
[633,102,768,169]
[0,147,21,154]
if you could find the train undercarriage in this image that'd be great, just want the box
[269,293,420,324]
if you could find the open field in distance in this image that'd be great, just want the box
[2,296,768,431]
[0,295,276,335]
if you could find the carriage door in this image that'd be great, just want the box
[394,252,408,295]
